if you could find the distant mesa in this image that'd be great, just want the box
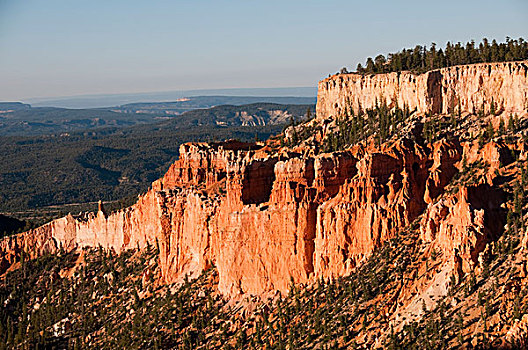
[0,102,31,112]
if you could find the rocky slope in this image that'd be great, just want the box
[0,139,437,294]
[0,128,514,298]
[1,61,527,348]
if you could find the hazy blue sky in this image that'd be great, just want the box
[1,0,527,101]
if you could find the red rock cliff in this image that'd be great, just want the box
[1,62,517,298]
[1,137,473,296]
[317,61,528,119]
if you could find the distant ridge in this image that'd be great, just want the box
[0,102,31,111]
[112,95,316,115]
[25,87,317,109]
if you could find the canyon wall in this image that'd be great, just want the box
[2,137,494,296]
[1,62,517,297]
[317,60,528,119]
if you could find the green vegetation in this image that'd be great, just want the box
[283,99,413,153]
[0,123,283,213]
[422,114,454,144]
[0,103,313,214]
[322,100,411,152]
[354,37,528,74]
[0,106,157,136]
[3,205,525,349]
[2,103,527,348]
[0,214,27,239]
[279,107,317,148]
[0,102,313,137]
[0,227,418,349]
[2,40,528,349]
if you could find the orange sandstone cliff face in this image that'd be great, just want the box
[2,136,499,297]
[317,60,528,119]
[0,63,515,298]
[420,184,506,274]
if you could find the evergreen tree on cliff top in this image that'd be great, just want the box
[350,37,527,75]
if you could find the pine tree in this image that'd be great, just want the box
[487,121,495,140]
[490,98,496,115]
[508,114,515,132]
[499,117,506,135]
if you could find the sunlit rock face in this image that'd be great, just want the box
[317,61,528,119]
[1,61,517,297]
[0,138,469,295]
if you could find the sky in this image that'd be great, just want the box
[0,0,527,102]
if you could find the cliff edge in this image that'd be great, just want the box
[1,61,525,301]
[317,60,528,119]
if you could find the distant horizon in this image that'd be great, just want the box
[25,86,317,102]
[20,86,317,109]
